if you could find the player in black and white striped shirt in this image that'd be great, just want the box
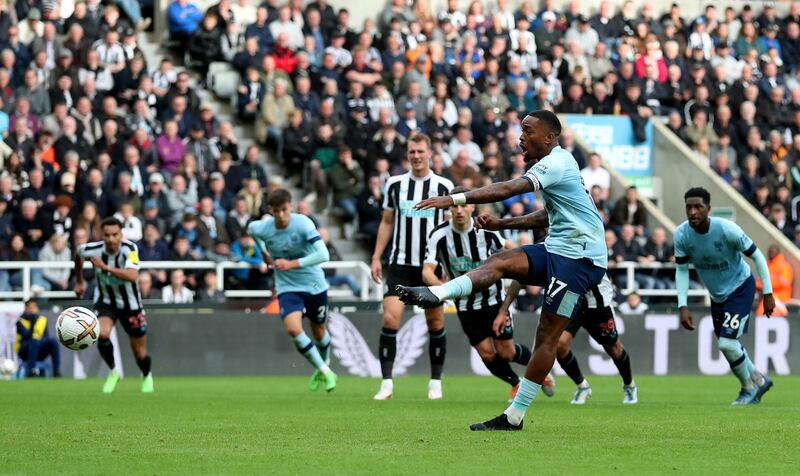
[74,217,153,394]
[423,187,532,399]
[370,132,454,400]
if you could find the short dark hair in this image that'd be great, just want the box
[268,188,293,209]
[101,217,122,229]
[528,110,562,136]
[684,187,711,205]
[24,298,38,308]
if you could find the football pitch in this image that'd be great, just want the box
[2,376,798,475]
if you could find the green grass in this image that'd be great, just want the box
[1,376,798,475]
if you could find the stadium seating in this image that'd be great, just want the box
[0,0,798,304]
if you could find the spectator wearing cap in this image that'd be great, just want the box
[185,124,216,179]
[17,8,44,45]
[565,14,599,55]
[395,100,425,138]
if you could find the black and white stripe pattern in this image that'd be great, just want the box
[383,172,453,267]
[78,240,143,312]
[426,221,505,312]
[585,274,615,309]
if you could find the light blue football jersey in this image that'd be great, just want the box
[524,146,607,268]
[674,217,755,303]
[247,213,329,295]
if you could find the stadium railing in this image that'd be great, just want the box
[615,261,708,301]
[0,261,381,301]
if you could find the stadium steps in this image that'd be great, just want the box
[137,33,370,288]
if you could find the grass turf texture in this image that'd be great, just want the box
[1,376,798,475]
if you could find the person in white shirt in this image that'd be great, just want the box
[580,153,611,200]
[162,269,194,304]
[447,126,483,167]
[269,5,304,51]
[618,291,649,314]
[114,202,144,242]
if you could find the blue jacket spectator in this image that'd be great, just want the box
[15,300,60,378]
[230,234,264,283]
[168,0,204,37]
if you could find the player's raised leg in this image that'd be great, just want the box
[96,315,120,394]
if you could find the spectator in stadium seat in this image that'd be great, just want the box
[53,116,93,167]
[768,203,795,240]
[291,74,320,122]
[257,77,294,155]
[210,122,239,162]
[112,172,142,214]
[168,0,203,54]
[232,36,263,78]
[610,186,648,237]
[236,178,268,218]
[38,233,70,291]
[447,149,481,186]
[138,271,161,300]
[164,175,196,227]
[329,145,363,224]
[269,5,303,51]
[618,291,648,314]
[781,22,800,73]
[580,153,610,200]
[138,222,170,264]
[356,173,382,246]
[80,168,116,218]
[271,32,299,75]
[16,68,50,117]
[188,12,222,78]
[13,199,50,256]
[281,109,313,176]
[738,127,770,175]
[114,201,143,242]
[225,196,250,242]
[229,233,269,289]
[196,196,230,248]
[685,109,718,148]
[19,168,53,209]
[447,126,483,167]
[156,120,186,176]
[162,269,194,304]
[197,270,226,303]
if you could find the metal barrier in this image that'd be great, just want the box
[0,261,382,301]
[614,261,708,300]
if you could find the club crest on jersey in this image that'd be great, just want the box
[714,240,723,252]
[399,199,435,218]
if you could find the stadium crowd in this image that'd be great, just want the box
[0,0,798,303]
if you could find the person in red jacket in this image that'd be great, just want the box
[271,32,298,75]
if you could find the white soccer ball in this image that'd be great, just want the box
[0,358,17,379]
[56,306,100,351]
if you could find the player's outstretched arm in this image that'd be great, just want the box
[275,239,330,271]
[493,281,521,336]
[747,247,775,317]
[475,209,548,231]
[415,177,534,210]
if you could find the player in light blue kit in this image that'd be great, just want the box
[396,111,607,430]
[675,188,774,405]
[247,189,337,392]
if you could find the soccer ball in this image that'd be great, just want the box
[0,358,17,380]
[56,306,100,351]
